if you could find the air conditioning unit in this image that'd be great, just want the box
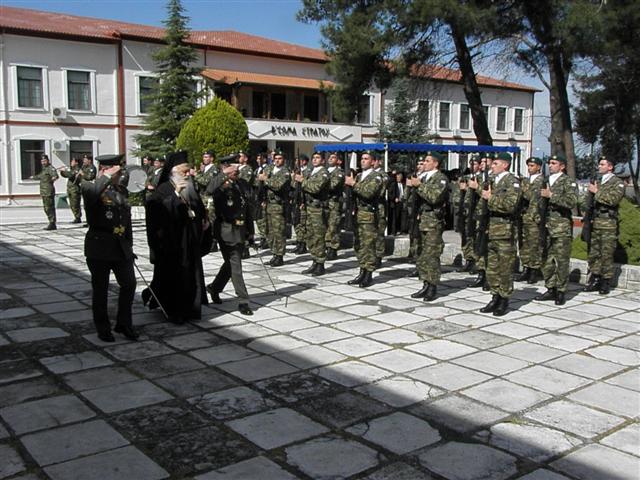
[52,107,67,121]
[53,140,67,151]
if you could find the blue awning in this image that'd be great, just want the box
[314,142,521,154]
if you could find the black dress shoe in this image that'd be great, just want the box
[206,284,222,304]
[312,263,325,276]
[292,242,302,254]
[302,262,317,274]
[97,331,115,343]
[359,271,373,288]
[555,291,566,305]
[482,281,490,291]
[424,284,437,302]
[493,297,509,316]
[411,282,430,299]
[480,294,500,313]
[457,260,474,273]
[535,288,557,301]
[114,324,139,341]
[239,303,253,315]
[348,269,365,285]
[141,288,151,307]
[469,271,486,288]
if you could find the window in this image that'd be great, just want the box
[271,92,286,119]
[497,106,507,132]
[253,91,266,118]
[69,141,93,164]
[514,108,524,133]
[459,104,470,130]
[17,66,43,108]
[438,102,451,130]
[357,95,371,124]
[138,76,158,114]
[66,70,91,110]
[304,94,319,122]
[417,100,430,128]
[20,140,45,180]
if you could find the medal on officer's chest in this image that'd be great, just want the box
[105,210,114,220]
[227,198,234,207]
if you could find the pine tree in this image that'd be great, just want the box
[378,77,430,144]
[134,0,202,159]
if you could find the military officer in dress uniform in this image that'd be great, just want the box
[325,151,345,260]
[59,157,83,223]
[259,150,291,266]
[194,150,219,252]
[297,152,330,276]
[535,154,578,305]
[31,154,59,230]
[515,156,545,283]
[372,156,389,268]
[345,152,385,288]
[583,155,625,295]
[478,152,522,316]
[408,151,449,302]
[81,154,138,342]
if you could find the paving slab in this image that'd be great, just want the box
[80,379,173,413]
[462,379,551,412]
[506,365,592,395]
[273,344,347,369]
[568,382,639,418]
[362,462,435,480]
[551,444,640,480]
[0,443,25,478]
[39,351,113,374]
[189,386,278,420]
[545,353,626,379]
[110,403,209,441]
[299,391,390,428]
[255,372,343,403]
[356,376,444,407]
[408,362,492,391]
[6,327,69,343]
[601,423,640,456]
[127,353,205,378]
[418,442,517,480]
[605,369,640,392]
[63,366,139,391]
[195,456,299,480]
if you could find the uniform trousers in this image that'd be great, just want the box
[210,242,249,300]
[588,228,617,279]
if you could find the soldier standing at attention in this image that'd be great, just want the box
[81,154,138,342]
[31,154,58,230]
[583,156,625,295]
[292,154,311,254]
[515,157,545,284]
[478,153,522,316]
[325,152,345,260]
[372,156,389,268]
[259,150,291,267]
[457,155,482,272]
[408,152,449,302]
[406,158,426,274]
[255,153,269,249]
[194,150,219,252]
[59,157,83,223]
[345,152,384,288]
[467,153,492,289]
[534,154,578,305]
[297,152,330,276]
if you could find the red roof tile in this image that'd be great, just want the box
[410,65,540,93]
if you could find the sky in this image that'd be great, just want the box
[2,0,552,154]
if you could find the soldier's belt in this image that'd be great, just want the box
[357,204,377,212]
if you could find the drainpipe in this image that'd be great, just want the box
[114,33,126,156]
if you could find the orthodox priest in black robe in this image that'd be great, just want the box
[144,151,210,323]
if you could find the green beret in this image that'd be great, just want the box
[95,154,124,166]
[427,151,444,162]
[526,156,543,166]
[203,149,215,156]
[470,155,481,163]
[549,154,567,164]
[495,152,512,162]
[479,151,493,160]
[273,149,285,157]
[299,154,310,161]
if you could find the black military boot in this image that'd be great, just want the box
[242,247,251,259]
[326,248,337,261]
[457,260,474,273]
[359,270,373,288]
[374,257,382,269]
[411,282,430,298]
[298,243,308,254]
[302,262,317,274]
[482,280,491,291]
[527,269,541,284]
[469,271,486,288]
[514,267,531,282]
[480,294,500,313]
[408,269,419,278]
[44,223,56,231]
[424,284,437,302]
[348,269,365,285]
[72,217,82,224]
[271,255,284,267]
[535,288,557,301]
[260,238,269,249]
[599,278,611,295]
[312,263,325,276]
[210,241,219,252]
[292,242,302,254]
[584,274,601,292]
[493,297,509,316]
[555,291,566,305]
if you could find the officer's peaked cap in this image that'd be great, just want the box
[96,154,124,166]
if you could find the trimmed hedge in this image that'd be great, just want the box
[571,198,640,265]
[176,97,249,167]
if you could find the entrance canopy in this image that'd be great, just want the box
[314,142,520,154]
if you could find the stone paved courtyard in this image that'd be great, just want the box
[1,220,638,480]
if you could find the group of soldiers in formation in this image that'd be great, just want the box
[32,146,625,341]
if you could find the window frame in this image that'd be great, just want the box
[416,99,430,130]
[62,68,96,113]
[17,138,47,182]
[356,94,372,125]
[496,105,508,133]
[513,107,525,134]
[459,103,471,131]
[135,73,159,116]
[438,101,451,131]
[12,63,49,111]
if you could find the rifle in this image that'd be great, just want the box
[473,171,490,258]
[539,169,550,260]
[465,173,479,244]
[254,167,267,222]
[456,178,467,244]
[291,166,304,227]
[342,170,356,232]
[581,168,597,253]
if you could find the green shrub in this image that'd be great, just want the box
[176,97,249,167]
[571,198,640,265]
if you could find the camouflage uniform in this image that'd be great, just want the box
[586,174,625,282]
[470,172,491,273]
[32,164,58,225]
[519,173,545,273]
[60,165,82,221]
[265,165,291,257]
[238,164,255,186]
[302,166,330,265]
[459,173,479,263]
[81,163,97,181]
[255,164,268,242]
[325,166,345,251]
[541,173,578,293]
[374,168,389,260]
[405,181,421,259]
[294,165,310,247]
[194,163,219,224]
[485,172,522,298]
[353,170,384,273]
[415,170,449,285]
